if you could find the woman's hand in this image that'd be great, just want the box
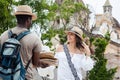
[83,42,91,56]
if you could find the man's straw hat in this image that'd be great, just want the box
[14,5,37,20]
[65,26,83,40]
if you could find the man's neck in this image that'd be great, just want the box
[17,24,28,29]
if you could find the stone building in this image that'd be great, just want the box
[92,0,120,79]
[92,0,120,54]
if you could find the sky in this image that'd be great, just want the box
[83,0,120,23]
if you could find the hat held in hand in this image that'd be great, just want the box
[14,5,37,20]
[40,52,58,66]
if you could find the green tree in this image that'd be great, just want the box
[88,34,117,80]
[40,0,89,47]
[14,0,58,31]
[0,0,15,34]
[0,0,88,46]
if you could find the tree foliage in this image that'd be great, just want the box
[40,0,89,47]
[0,0,15,34]
[0,0,88,47]
[88,34,117,80]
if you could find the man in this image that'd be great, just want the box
[0,5,49,80]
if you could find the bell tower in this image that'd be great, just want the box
[103,0,112,15]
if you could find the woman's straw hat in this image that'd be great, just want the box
[65,26,83,40]
[14,5,37,20]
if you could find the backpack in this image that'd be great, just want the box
[0,30,31,80]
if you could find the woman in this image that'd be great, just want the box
[55,26,94,80]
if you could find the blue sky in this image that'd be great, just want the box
[83,0,120,23]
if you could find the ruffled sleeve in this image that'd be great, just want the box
[81,55,94,71]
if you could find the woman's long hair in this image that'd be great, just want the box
[75,35,84,50]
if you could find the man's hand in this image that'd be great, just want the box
[38,60,49,68]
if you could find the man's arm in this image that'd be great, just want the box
[32,36,49,68]
[32,51,49,68]
[0,36,2,59]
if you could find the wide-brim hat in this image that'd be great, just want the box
[14,5,37,20]
[65,26,83,40]
[39,52,58,66]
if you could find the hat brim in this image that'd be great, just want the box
[40,59,58,66]
[39,52,57,60]
[65,31,83,40]
[14,12,37,21]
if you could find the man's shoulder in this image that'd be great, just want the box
[0,30,9,37]
[24,32,41,44]
[27,32,40,39]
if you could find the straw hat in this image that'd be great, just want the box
[65,26,83,40]
[39,52,57,60]
[14,5,37,20]
[39,52,58,66]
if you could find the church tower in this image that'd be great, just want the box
[103,0,112,15]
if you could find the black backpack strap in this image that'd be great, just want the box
[25,56,32,70]
[16,31,30,41]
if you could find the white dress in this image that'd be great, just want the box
[55,52,94,80]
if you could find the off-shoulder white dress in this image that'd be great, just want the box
[55,52,94,80]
